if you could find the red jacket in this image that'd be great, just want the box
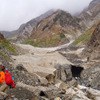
[5,70,15,88]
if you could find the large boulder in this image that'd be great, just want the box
[40,89,66,99]
[55,64,72,82]
[80,64,100,89]
[87,88,100,100]
[46,74,55,84]
[16,64,27,72]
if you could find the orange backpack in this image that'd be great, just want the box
[0,71,5,84]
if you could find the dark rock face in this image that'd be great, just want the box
[80,64,100,89]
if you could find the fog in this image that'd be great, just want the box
[0,0,92,31]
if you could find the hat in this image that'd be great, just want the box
[1,66,5,71]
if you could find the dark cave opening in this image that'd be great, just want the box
[40,91,46,96]
[71,65,84,78]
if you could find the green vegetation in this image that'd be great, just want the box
[72,32,92,45]
[72,22,99,45]
[60,33,66,38]
[24,37,60,47]
[0,39,15,52]
[24,33,66,47]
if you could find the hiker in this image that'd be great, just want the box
[0,66,8,99]
[5,68,16,88]
[0,67,16,99]
[0,66,5,84]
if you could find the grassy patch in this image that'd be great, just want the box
[24,37,61,47]
[60,33,66,38]
[72,32,92,45]
[23,33,66,47]
[0,39,15,52]
[72,23,98,45]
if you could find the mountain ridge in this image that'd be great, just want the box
[1,10,55,42]
[24,9,82,47]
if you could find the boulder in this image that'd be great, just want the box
[16,64,27,72]
[87,88,100,100]
[80,64,100,89]
[59,82,68,90]
[40,89,66,99]
[55,64,72,82]
[39,77,48,86]
[54,97,62,100]
[46,74,55,84]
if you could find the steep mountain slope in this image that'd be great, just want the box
[0,32,15,53]
[82,22,100,59]
[2,10,55,43]
[72,0,100,46]
[79,0,100,29]
[0,32,4,40]
[72,21,99,46]
[24,10,82,47]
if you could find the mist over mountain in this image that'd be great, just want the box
[0,0,92,31]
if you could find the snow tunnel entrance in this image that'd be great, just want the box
[71,65,84,78]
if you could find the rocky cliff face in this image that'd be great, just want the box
[25,10,81,47]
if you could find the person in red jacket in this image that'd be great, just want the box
[0,66,8,99]
[5,69,16,88]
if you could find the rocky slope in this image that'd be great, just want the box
[1,10,54,43]
[0,0,100,99]
[0,33,100,99]
[24,10,82,47]
[78,0,100,29]
[0,32,4,40]
[82,22,100,60]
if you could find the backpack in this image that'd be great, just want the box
[10,77,16,88]
[5,70,16,88]
[0,71,5,84]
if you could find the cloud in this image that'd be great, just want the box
[0,0,92,31]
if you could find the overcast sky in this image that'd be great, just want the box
[0,0,92,31]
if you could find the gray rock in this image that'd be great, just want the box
[40,89,66,99]
[73,98,86,100]
[46,74,55,84]
[80,64,100,89]
[86,88,100,100]
[16,64,27,72]
[55,64,72,82]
